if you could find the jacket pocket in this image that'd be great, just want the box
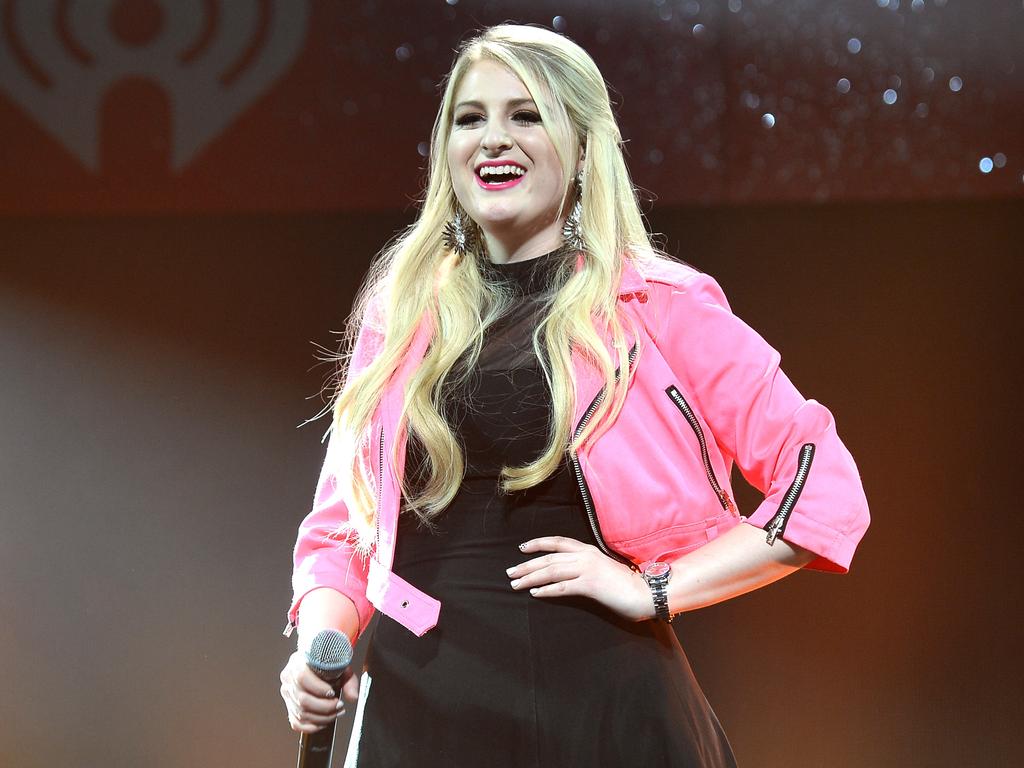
[665,385,735,513]
[764,442,816,545]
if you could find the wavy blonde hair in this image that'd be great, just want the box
[331,24,665,541]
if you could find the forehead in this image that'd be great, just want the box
[453,59,535,105]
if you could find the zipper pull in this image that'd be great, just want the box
[719,489,736,513]
[764,514,785,546]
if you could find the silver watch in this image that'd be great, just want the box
[641,561,673,623]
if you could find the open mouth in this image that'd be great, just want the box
[475,163,527,188]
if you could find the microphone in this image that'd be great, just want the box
[296,629,354,768]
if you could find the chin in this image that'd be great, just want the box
[472,206,520,228]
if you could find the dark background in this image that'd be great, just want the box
[2,2,1022,766]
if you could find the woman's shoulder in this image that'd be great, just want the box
[624,252,730,310]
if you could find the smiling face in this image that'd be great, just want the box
[447,59,572,262]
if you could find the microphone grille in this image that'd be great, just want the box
[304,629,354,680]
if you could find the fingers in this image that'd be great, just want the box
[508,560,581,591]
[519,536,589,554]
[340,667,361,705]
[280,651,349,732]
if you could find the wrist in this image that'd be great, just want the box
[640,561,674,623]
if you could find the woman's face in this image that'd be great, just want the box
[447,60,568,253]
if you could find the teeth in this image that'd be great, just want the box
[478,164,526,178]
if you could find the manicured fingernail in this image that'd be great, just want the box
[325,688,336,698]
[505,567,516,576]
[336,700,345,712]
[510,578,521,588]
[529,588,539,596]
[518,542,527,551]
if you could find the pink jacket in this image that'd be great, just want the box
[288,258,869,640]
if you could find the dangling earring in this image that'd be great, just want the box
[562,171,586,253]
[442,207,478,258]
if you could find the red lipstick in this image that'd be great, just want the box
[474,159,527,191]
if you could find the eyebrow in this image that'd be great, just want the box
[454,98,538,111]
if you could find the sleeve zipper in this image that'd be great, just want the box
[764,443,816,545]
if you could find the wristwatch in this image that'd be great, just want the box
[641,561,673,623]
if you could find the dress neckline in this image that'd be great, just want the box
[483,245,569,296]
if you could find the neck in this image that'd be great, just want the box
[481,220,565,264]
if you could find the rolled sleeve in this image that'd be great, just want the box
[662,272,870,572]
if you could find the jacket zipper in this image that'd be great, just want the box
[375,426,384,552]
[569,343,638,569]
[764,442,815,545]
[664,385,735,514]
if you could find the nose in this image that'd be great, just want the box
[480,120,513,154]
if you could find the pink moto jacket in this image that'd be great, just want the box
[288,257,870,640]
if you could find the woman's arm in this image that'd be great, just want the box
[294,586,362,642]
[509,523,814,621]
[662,522,814,614]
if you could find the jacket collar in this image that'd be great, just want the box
[616,257,648,295]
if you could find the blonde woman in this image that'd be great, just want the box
[279,24,869,767]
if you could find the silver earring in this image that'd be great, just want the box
[562,172,586,252]
[442,208,478,258]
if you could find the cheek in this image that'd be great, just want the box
[447,134,472,167]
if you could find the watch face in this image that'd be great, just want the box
[644,561,670,579]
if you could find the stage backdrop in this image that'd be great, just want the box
[1,2,1022,767]
[1,0,1021,214]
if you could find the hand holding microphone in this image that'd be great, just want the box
[280,628,356,767]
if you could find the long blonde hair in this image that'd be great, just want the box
[331,24,666,542]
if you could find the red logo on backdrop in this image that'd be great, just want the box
[0,0,310,212]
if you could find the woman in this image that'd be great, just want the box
[280,24,869,767]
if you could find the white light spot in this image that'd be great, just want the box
[978,157,994,174]
[743,91,761,109]
[395,45,412,62]
[762,112,776,128]
[912,0,924,10]
[883,89,898,105]
[552,16,567,31]
[417,141,429,157]
[922,66,935,83]
[847,38,862,54]
[876,0,890,7]
[692,23,706,35]
[728,0,742,11]
[837,77,851,94]
[684,0,701,15]
[949,75,963,92]
[446,0,459,5]
[993,152,1007,168]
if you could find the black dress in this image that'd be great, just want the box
[346,248,736,767]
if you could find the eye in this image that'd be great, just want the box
[454,113,482,127]
[513,110,542,124]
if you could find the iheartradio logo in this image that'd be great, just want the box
[0,0,309,172]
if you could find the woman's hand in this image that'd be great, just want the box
[507,536,654,622]
[279,650,360,734]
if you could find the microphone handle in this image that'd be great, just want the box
[295,677,343,768]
